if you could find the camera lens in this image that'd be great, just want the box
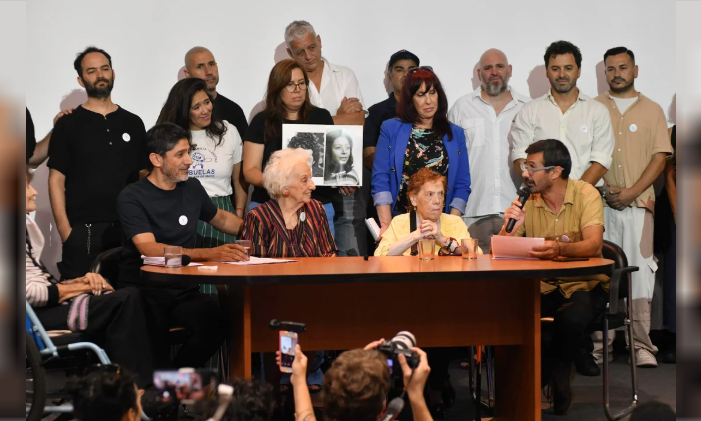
[391,331,416,350]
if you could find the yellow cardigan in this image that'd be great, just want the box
[375,213,478,256]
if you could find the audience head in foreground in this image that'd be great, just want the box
[629,401,676,421]
[67,365,142,421]
[375,168,477,257]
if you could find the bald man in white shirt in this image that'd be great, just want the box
[449,48,531,252]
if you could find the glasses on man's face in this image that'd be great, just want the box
[407,66,434,76]
[520,162,556,176]
[285,81,308,93]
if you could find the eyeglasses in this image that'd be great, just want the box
[520,162,556,175]
[407,66,434,76]
[285,81,308,93]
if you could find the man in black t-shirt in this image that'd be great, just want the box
[118,123,247,368]
[184,46,248,139]
[47,46,147,280]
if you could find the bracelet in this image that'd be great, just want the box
[236,208,244,212]
[555,240,562,257]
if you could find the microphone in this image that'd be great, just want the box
[182,255,191,266]
[379,397,405,421]
[505,187,531,233]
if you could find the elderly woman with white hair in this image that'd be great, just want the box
[241,148,338,257]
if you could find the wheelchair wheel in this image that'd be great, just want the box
[26,332,47,421]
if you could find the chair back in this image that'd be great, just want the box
[602,239,630,299]
[90,247,123,286]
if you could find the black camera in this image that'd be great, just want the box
[377,331,419,376]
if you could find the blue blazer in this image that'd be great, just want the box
[371,118,471,214]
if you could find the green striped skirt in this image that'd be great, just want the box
[196,196,237,295]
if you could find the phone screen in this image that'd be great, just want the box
[280,331,298,372]
[153,370,213,404]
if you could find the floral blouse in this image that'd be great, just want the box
[393,126,449,214]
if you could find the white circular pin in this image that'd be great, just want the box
[179,215,188,226]
[300,212,306,222]
[123,133,131,142]
[629,124,637,133]
[580,125,588,133]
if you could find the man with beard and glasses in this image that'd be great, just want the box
[184,46,248,143]
[117,123,248,369]
[498,139,607,415]
[593,47,673,368]
[511,41,615,188]
[48,46,148,280]
[448,49,531,252]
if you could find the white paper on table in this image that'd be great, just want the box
[490,236,545,260]
[221,256,297,265]
[140,256,203,267]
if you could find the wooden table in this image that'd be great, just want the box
[142,255,613,421]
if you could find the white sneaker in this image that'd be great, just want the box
[634,348,658,368]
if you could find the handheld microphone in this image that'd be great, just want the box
[505,187,531,233]
[182,255,192,266]
[379,397,405,421]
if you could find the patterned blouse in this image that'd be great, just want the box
[394,126,449,214]
[241,199,338,258]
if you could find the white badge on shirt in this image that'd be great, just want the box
[629,124,637,133]
[123,133,131,142]
[580,124,588,133]
[179,215,188,226]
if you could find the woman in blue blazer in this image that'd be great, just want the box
[372,67,471,235]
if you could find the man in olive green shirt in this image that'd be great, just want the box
[499,139,607,415]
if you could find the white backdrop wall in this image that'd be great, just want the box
[27,0,675,276]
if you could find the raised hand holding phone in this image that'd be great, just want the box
[279,331,298,373]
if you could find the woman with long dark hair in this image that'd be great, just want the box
[242,59,336,234]
[371,67,471,238]
[156,77,247,248]
[323,129,359,185]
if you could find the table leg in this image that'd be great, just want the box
[494,279,541,421]
[228,284,252,379]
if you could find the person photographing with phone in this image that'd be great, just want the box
[276,339,434,421]
[497,139,608,415]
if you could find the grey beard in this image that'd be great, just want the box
[483,81,507,96]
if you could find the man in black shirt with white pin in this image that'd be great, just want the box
[117,122,248,368]
[48,46,147,280]
[184,46,249,140]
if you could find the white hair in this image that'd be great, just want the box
[263,148,313,198]
[284,20,316,49]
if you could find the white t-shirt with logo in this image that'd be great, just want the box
[188,120,243,197]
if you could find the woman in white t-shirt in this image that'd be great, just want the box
[157,78,247,249]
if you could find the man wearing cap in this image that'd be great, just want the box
[594,47,673,368]
[285,20,366,257]
[363,50,419,169]
[448,48,530,253]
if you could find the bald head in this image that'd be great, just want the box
[184,47,219,93]
[479,49,508,68]
[478,48,512,96]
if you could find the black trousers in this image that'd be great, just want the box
[663,220,677,333]
[139,287,227,370]
[33,288,154,387]
[541,285,608,380]
[58,221,121,281]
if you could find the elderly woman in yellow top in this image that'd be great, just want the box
[375,167,480,256]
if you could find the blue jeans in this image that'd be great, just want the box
[248,201,335,238]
